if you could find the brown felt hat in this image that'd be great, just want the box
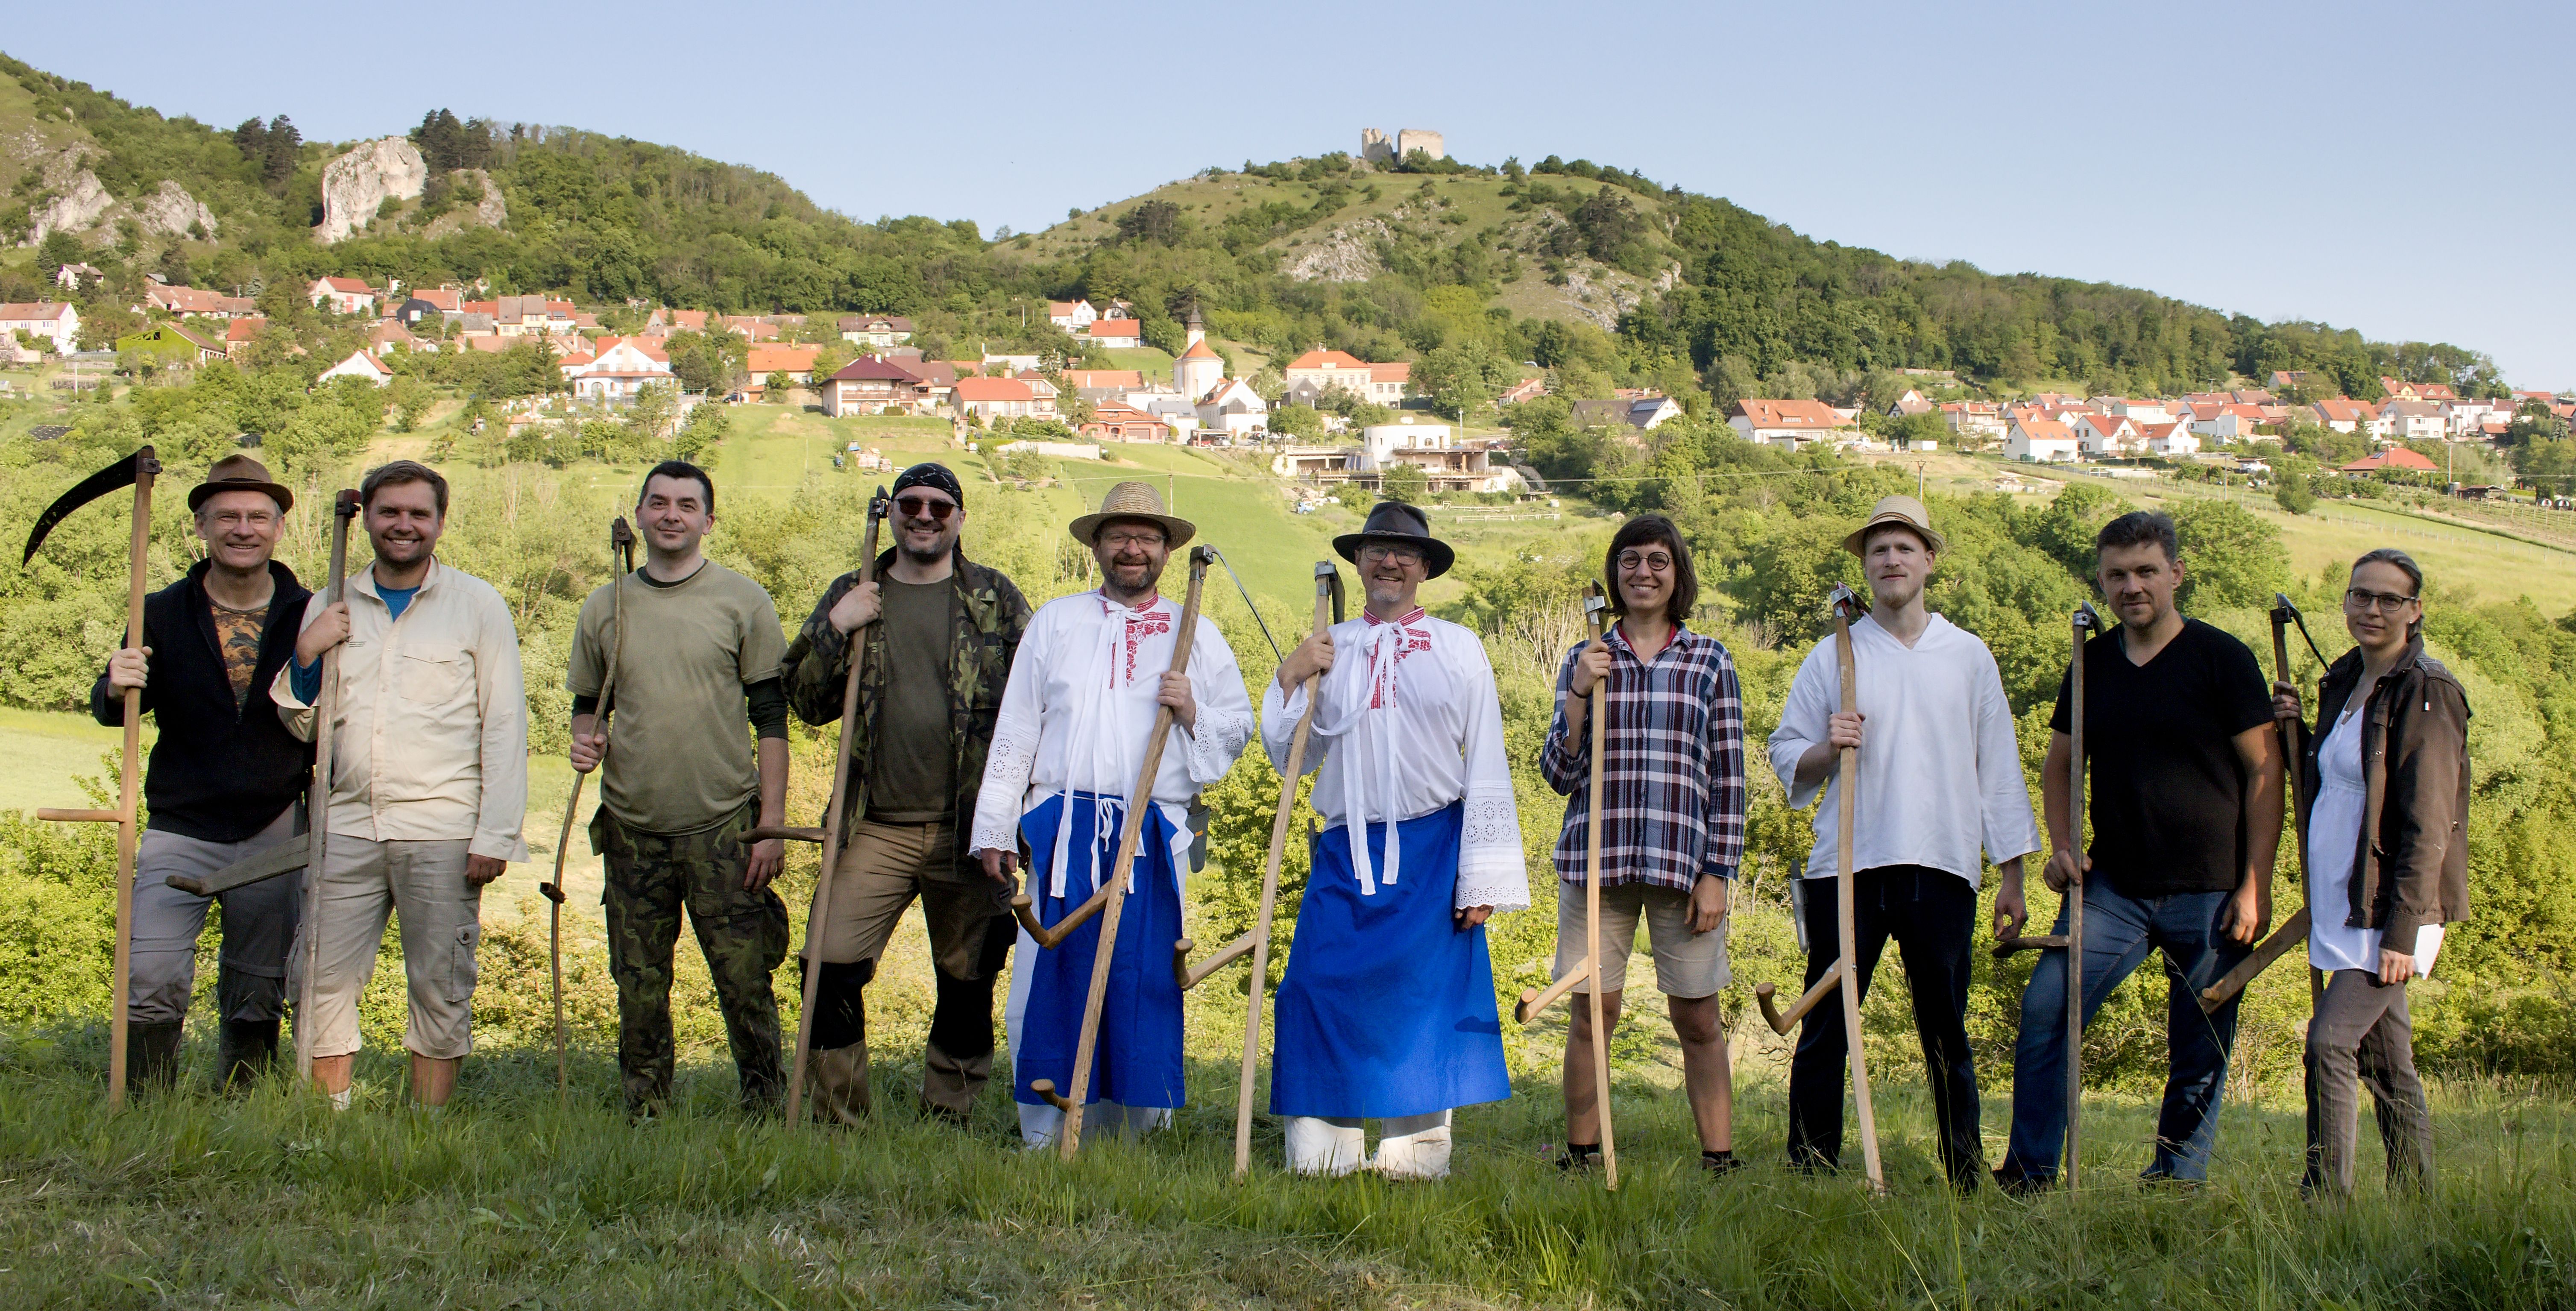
[188,453,294,514]
[1842,494,1943,557]
[1069,480,1195,548]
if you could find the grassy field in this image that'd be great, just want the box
[0,1040,2567,1309]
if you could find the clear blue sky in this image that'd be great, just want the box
[11,0,2570,385]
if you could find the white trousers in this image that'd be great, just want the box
[1284,1110,1454,1178]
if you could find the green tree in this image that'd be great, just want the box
[35,230,82,281]
[2275,475,2317,515]
[2169,499,2289,608]
[387,373,434,432]
[1269,403,1324,440]
[1379,461,1429,504]
[1416,339,1516,420]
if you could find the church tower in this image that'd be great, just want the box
[1174,308,1223,400]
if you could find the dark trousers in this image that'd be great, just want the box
[1786,866,1982,1183]
[1999,880,2248,1182]
[594,806,791,1114]
[2305,968,2432,1194]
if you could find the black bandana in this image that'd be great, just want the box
[891,461,964,508]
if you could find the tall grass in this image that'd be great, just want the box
[2,1024,2567,1310]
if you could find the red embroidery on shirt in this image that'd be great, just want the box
[1361,608,1432,708]
[1102,592,1172,687]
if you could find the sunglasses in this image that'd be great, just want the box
[895,495,956,521]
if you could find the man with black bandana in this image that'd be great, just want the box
[780,462,1031,1125]
[569,460,793,1117]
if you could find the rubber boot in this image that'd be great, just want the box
[127,1020,185,1095]
[216,1019,281,1094]
[808,1042,872,1125]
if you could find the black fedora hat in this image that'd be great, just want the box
[1333,500,1455,578]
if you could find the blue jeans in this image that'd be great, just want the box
[1999,881,2251,1182]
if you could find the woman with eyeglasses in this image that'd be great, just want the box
[2271,548,2472,1196]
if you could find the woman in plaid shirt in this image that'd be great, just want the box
[1542,514,1747,1176]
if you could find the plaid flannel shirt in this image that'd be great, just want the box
[1541,624,1745,890]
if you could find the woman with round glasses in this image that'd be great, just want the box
[2271,548,2472,1196]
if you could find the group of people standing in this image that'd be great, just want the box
[98,452,2471,1194]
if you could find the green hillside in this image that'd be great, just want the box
[0,50,2518,414]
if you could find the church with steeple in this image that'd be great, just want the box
[1173,308,1267,438]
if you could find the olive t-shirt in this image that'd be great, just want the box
[867,577,955,823]
[569,560,786,834]
[2050,617,2274,898]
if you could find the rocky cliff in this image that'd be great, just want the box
[315,137,427,244]
[137,181,217,239]
[26,170,111,244]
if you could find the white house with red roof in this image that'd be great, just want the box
[560,336,676,402]
[1078,400,1172,443]
[2309,397,2380,436]
[1084,317,1143,349]
[317,349,393,387]
[2071,412,2141,456]
[307,277,377,315]
[146,285,257,318]
[2186,402,2269,442]
[2340,447,2437,475]
[2137,420,2199,457]
[2005,416,2081,462]
[1726,398,1855,449]
[1939,400,2007,442]
[835,316,913,348]
[1195,377,1269,438]
[2381,378,2458,403]
[2380,399,2445,443]
[1048,300,1098,331]
[1283,349,1411,407]
[821,356,931,416]
[745,345,823,395]
[0,302,80,352]
[950,375,1054,420]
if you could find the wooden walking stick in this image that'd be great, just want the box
[542,517,636,1104]
[1037,546,1211,1160]
[781,487,891,1125]
[293,490,361,1083]
[2199,593,2320,1013]
[1993,602,2098,1186]
[23,447,162,1107]
[1829,584,1884,1192]
[1169,562,1338,1177]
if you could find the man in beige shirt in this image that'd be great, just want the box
[276,460,528,1108]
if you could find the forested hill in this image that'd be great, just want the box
[0,51,2502,402]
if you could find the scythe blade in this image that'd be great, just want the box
[24,449,157,565]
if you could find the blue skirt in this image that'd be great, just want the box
[1013,791,1187,1109]
[1270,801,1511,1119]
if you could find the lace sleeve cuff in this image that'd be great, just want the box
[970,727,1034,855]
[1454,783,1530,912]
[1183,705,1251,786]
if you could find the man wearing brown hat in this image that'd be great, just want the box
[1765,494,2040,1189]
[93,453,314,1094]
[972,481,1252,1148]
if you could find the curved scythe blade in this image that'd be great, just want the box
[23,449,152,565]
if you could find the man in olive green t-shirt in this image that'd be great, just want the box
[569,460,792,1117]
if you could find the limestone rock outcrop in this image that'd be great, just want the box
[137,181,217,239]
[27,170,113,244]
[315,137,427,244]
[419,169,507,239]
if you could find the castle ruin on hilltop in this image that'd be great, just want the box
[1360,128,1445,164]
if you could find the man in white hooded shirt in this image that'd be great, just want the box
[1766,495,2039,1190]
[971,482,1252,1149]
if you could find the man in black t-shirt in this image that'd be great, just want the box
[1992,510,2284,1189]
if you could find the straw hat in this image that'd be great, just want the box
[1842,494,1943,557]
[188,453,294,513]
[1069,480,1195,548]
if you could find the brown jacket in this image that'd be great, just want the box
[2298,636,2472,947]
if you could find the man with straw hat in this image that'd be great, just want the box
[1262,500,1528,1179]
[1767,494,2039,1190]
[92,452,314,1094]
[972,481,1252,1149]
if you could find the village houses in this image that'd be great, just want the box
[0,302,81,353]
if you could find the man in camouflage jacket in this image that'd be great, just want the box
[781,463,1032,1124]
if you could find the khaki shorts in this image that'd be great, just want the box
[1550,879,1729,999]
[290,836,480,1060]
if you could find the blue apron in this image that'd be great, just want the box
[1270,801,1511,1119]
[1013,791,1187,1109]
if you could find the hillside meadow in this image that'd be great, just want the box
[5,372,2576,1305]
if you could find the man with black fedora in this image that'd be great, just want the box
[973,480,1252,1148]
[1260,500,1528,1178]
[93,452,314,1094]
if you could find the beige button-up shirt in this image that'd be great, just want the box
[272,558,530,861]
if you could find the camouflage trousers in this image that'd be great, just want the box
[594,804,790,1115]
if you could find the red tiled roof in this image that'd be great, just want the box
[2342,448,2437,472]
[1178,338,1219,360]
[1729,398,1852,429]
[746,345,820,374]
[316,277,372,294]
[1286,349,1369,371]
[1067,370,1144,389]
[1087,319,1141,339]
[952,377,1035,402]
[0,302,76,320]
[224,317,266,342]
